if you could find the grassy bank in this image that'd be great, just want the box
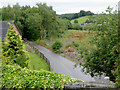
[24,43,50,71]
[27,51,50,71]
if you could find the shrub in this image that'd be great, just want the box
[52,40,63,53]
[72,41,79,48]
[74,20,78,23]
[2,64,76,89]
[72,24,83,30]
[2,23,29,68]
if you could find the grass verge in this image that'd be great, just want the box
[24,43,50,71]
[27,51,50,71]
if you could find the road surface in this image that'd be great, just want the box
[28,41,111,83]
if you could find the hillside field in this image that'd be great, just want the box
[71,16,90,24]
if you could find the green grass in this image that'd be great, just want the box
[70,15,96,24]
[27,51,50,71]
[71,16,90,24]
[23,43,50,71]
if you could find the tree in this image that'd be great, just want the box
[74,20,78,23]
[2,23,29,67]
[2,5,15,20]
[72,24,82,30]
[80,7,119,82]
[79,10,86,16]
[74,13,78,18]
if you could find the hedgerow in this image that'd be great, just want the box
[2,64,76,89]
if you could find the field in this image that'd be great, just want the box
[35,30,95,63]
[71,16,90,24]
[35,30,95,51]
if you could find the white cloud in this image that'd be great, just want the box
[0,0,119,14]
[0,3,2,8]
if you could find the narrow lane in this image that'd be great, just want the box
[28,41,112,84]
[28,41,95,82]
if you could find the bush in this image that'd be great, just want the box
[2,64,76,89]
[74,20,78,23]
[52,40,63,53]
[72,24,83,30]
[2,23,29,68]
[72,41,79,48]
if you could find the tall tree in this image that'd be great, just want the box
[80,7,118,82]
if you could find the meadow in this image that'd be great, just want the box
[35,30,96,64]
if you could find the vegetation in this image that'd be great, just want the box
[2,3,68,40]
[79,7,119,86]
[27,51,50,71]
[1,2,119,88]
[35,30,93,54]
[74,20,78,23]
[2,64,76,89]
[72,24,83,30]
[1,23,77,89]
[2,23,29,68]
[58,10,94,20]
[0,8,2,21]
[22,41,50,71]
[71,16,90,24]
[52,40,63,53]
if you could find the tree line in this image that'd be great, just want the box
[1,3,70,40]
[58,10,94,20]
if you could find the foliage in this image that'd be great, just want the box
[2,3,68,40]
[58,10,94,20]
[0,8,2,21]
[80,7,119,83]
[72,24,83,30]
[52,40,63,53]
[83,23,95,31]
[2,23,29,68]
[114,58,120,87]
[113,10,120,87]
[85,16,96,23]
[71,16,91,24]
[74,20,78,23]
[2,64,76,89]
[72,41,79,48]
[56,19,68,38]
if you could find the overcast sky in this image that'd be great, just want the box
[0,0,119,14]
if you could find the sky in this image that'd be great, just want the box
[0,0,119,14]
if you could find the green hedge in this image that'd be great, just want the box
[2,64,76,89]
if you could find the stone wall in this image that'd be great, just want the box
[26,41,52,71]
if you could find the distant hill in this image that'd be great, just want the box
[70,15,96,24]
[71,16,90,24]
[58,10,94,20]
